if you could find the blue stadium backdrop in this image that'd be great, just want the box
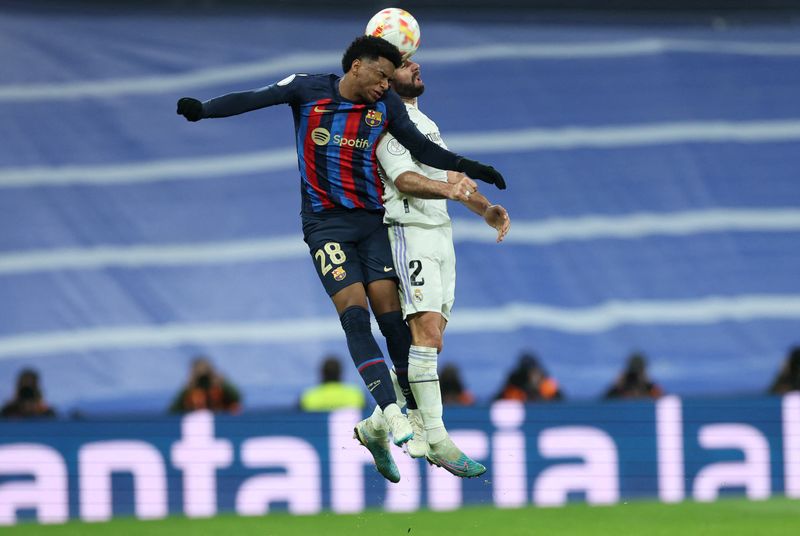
[1,7,800,412]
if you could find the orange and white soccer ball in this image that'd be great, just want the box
[365,8,421,60]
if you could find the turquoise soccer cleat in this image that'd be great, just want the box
[425,436,486,478]
[354,418,401,483]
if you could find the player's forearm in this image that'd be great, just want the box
[463,191,491,216]
[202,88,278,118]
[447,171,488,213]
[395,171,451,199]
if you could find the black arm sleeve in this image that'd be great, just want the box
[385,93,463,171]
[384,92,507,190]
[202,77,296,118]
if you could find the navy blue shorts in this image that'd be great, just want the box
[302,209,397,297]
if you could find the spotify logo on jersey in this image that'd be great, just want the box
[311,127,331,146]
[310,127,371,149]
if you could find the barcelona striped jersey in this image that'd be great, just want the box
[201,73,462,214]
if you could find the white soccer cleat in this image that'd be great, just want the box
[405,409,428,458]
[382,403,413,446]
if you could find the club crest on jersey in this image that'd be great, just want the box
[387,138,407,156]
[365,110,383,127]
[414,288,424,303]
[332,266,347,281]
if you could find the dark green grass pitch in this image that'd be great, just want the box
[5,498,799,536]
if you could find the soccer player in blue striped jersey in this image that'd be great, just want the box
[177,36,506,482]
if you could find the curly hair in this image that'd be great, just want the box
[341,35,402,73]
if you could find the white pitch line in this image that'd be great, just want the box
[452,208,800,244]
[0,51,341,102]
[445,119,800,153]
[0,149,296,187]
[3,119,800,188]
[0,294,798,359]
[1,208,799,275]
[447,295,800,333]
[0,237,306,274]
[2,38,800,101]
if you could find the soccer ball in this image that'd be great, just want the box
[365,8,421,60]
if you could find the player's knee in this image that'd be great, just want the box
[414,326,442,351]
[340,306,371,334]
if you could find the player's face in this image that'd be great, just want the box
[391,59,425,99]
[353,57,395,103]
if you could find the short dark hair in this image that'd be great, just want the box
[341,35,402,73]
[321,356,342,383]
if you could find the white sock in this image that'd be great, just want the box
[389,368,407,409]
[368,404,387,433]
[408,345,446,444]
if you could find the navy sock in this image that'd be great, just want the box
[376,311,417,410]
[340,306,396,409]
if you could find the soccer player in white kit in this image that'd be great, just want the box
[364,58,510,477]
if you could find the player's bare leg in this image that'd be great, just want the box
[407,311,486,478]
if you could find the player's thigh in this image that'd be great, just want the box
[366,278,402,317]
[303,213,366,299]
[389,223,446,319]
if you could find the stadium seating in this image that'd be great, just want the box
[1,5,799,414]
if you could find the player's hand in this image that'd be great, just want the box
[485,204,510,243]
[448,174,479,202]
[457,158,506,190]
[177,97,203,122]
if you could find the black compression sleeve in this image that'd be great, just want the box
[202,83,293,118]
[385,95,463,171]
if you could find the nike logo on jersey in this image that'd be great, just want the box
[383,266,393,272]
[313,106,333,113]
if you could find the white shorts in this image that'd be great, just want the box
[388,221,455,320]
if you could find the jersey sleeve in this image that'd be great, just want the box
[376,131,424,183]
[384,92,463,171]
[201,73,303,118]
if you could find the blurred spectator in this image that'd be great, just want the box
[769,346,800,395]
[169,356,241,414]
[1,368,56,419]
[440,363,475,406]
[495,352,563,402]
[300,355,365,412]
[604,352,663,400]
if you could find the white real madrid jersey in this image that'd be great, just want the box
[376,102,451,226]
